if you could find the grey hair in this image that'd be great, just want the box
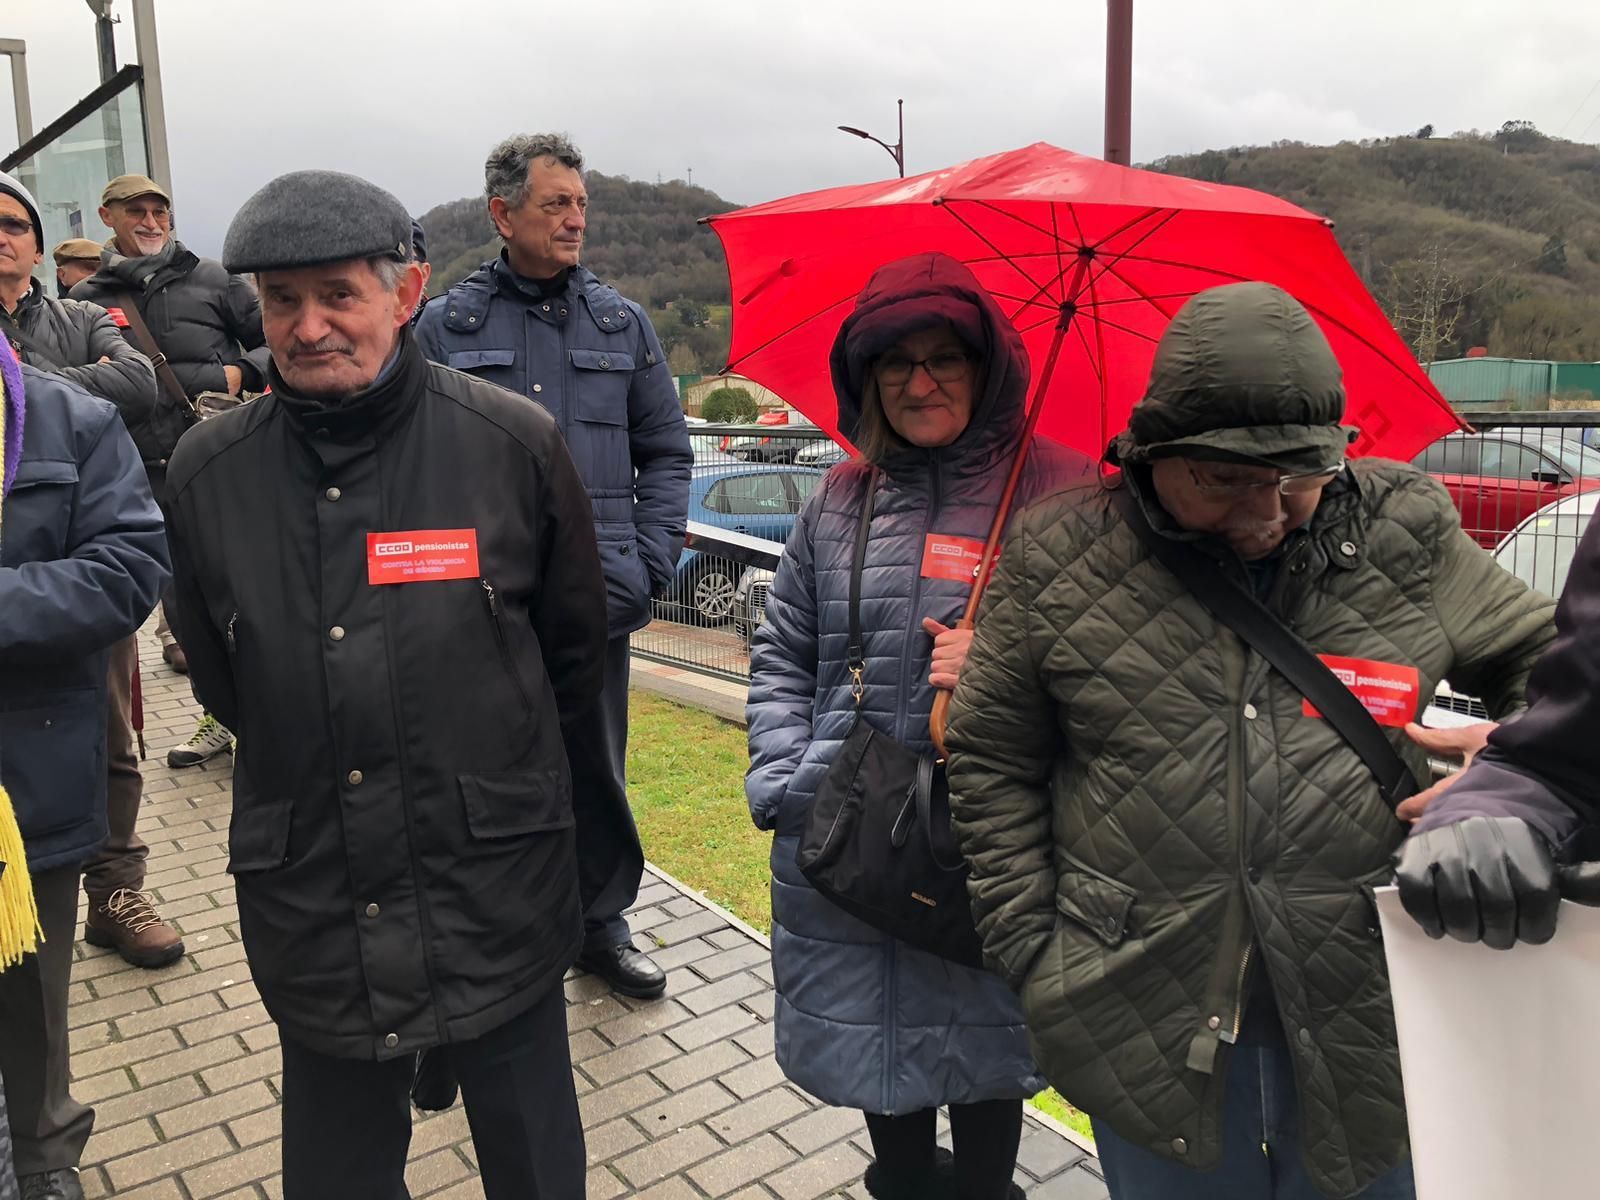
[367,255,407,291]
[484,133,585,209]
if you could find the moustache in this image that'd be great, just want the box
[288,337,356,360]
[1222,517,1288,542]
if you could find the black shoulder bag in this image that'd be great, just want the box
[796,470,986,967]
[1108,483,1419,808]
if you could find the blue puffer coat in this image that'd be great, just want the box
[746,254,1091,1114]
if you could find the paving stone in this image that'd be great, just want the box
[633,1079,738,1137]
[403,1148,474,1194]
[649,910,730,946]
[115,992,225,1040]
[733,1022,775,1058]
[128,1036,241,1087]
[706,927,753,951]
[73,1028,183,1078]
[667,1003,759,1052]
[73,1067,135,1104]
[1029,1169,1112,1200]
[613,1124,722,1188]
[585,1116,647,1164]
[585,1166,628,1200]
[596,998,692,1046]
[581,1032,679,1086]
[691,942,772,980]
[649,937,723,971]
[778,1105,867,1155]
[105,1126,234,1192]
[92,1075,206,1133]
[711,1086,811,1146]
[1017,1126,1089,1179]
[765,1139,872,1200]
[183,1141,285,1198]
[687,1132,799,1196]
[198,1046,281,1093]
[82,1113,161,1162]
[675,970,768,1018]
[579,1071,669,1127]
[650,1038,751,1091]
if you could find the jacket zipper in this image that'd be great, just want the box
[480,580,534,717]
[882,935,898,1113]
[892,457,940,744]
[1226,943,1252,1044]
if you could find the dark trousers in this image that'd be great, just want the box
[0,866,94,1176]
[83,634,149,898]
[864,1099,1024,1199]
[573,633,644,951]
[279,981,582,1200]
[1092,1015,1416,1200]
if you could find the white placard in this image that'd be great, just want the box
[1375,885,1600,1199]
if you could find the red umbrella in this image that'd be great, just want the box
[706,142,1463,746]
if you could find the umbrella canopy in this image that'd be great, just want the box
[707,142,1462,462]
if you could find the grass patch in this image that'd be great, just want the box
[626,688,1093,1145]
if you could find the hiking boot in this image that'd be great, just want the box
[84,888,186,968]
[19,1169,85,1200]
[163,642,189,674]
[166,713,234,768]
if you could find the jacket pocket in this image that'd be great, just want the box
[1055,854,1138,947]
[0,688,103,844]
[227,798,293,873]
[569,349,634,424]
[479,579,534,719]
[458,769,574,840]
[2,458,78,563]
[447,348,517,372]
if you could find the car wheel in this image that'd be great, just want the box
[693,566,737,623]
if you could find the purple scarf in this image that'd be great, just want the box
[0,329,21,500]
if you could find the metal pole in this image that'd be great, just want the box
[95,14,118,83]
[0,40,32,149]
[131,0,173,191]
[896,98,905,177]
[1104,0,1133,165]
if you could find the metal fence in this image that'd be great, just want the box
[632,412,1600,683]
[630,422,837,681]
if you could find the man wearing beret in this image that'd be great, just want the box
[74,173,270,770]
[417,132,692,1001]
[944,283,1557,1199]
[163,170,609,1198]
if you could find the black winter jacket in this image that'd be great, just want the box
[0,283,155,426]
[73,241,270,471]
[165,334,609,1058]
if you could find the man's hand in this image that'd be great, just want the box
[923,617,974,692]
[222,365,243,396]
[1396,721,1497,821]
[1394,816,1560,950]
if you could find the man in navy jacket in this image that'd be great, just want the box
[417,133,692,998]
[0,357,168,1200]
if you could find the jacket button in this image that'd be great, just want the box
[384,1033,399,1049]
[1206,1015,1221,1030]
[542,304,551,312]
[467,316,477,323]
[325,487,341,501]
[1171,1137,1188,1155]
[620,544,630,556]
[1243,703,1258,720]
[329,626,345,642]
[1340,541,1358,558]
[559,308,567,317]
[599,358,611,369]
[1299,1027,1313,1048]
[602,316,612,324]
[365,902,380,918]
[347,769,364,786]
[533,384,542,393]
[1248,866,1262,884]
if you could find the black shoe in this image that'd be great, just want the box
[578,941,667,999]
[19,1170,85,1200]
[864,1147,955,1200]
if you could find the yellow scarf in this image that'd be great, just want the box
[0,351,42,968]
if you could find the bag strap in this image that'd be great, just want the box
[1108,483,1418,809]
[112,292,194,417]
[845,468,878,705]
[0,310,67,373]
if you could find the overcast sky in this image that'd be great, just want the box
[5,0,1600,258]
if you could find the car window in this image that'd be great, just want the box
[1480,440,1548,480]
[1417,438,1479,474]
[784,472,823,509]
[716,472,794,516]
[1542,438,1600,479]
[1494,504,1596,597]
[701,480,728,514]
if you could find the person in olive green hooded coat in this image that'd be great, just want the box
[944,282,1556,1199]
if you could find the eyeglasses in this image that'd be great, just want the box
[0,217,32,238]
[1185,460,1344,499]
[875,351,972,386]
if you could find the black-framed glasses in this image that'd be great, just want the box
[1185,460,1344,499]
[0,217,32,238]
[875,351,972,386]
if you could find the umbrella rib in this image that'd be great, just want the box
[1097,258,1191,323]
[1084,312,1163,345]
[938,201,1063,308]
[1071,314,1103,385]
[954,197,1086,256]
[1087,205,1175,255]
[1078,210,1183,303]
[1084,263,1113,455]
[724,290,860,373]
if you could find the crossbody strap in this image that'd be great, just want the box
[113,292,194,417]
[845,468,878,705]
[1109,483,1418,809]
[0,310,66,373]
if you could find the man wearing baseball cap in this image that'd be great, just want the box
[73,174,267,773]
[163,170,607,1198]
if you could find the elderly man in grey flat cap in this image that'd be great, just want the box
[162,170,609,1199]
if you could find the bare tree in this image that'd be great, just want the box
[1384,242,1468,364]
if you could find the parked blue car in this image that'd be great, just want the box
[660,463,825,625]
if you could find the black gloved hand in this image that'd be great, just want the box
[1393,816,1560,951]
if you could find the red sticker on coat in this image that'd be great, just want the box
[105,306,131,328]
[921,534,986,583]
[366,529,480,585]
[1302,655,1421,728]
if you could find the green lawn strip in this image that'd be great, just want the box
[625,688,1095,1146]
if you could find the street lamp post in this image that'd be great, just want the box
[1104,0,1133,165]
[0,40,32,150]
[838,98,904,178]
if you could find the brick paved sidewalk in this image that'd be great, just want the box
[61,630,1107,1198]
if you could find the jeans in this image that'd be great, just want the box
[1092,1016,1415,1200]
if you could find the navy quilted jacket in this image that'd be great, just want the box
[746,255,1090,1113]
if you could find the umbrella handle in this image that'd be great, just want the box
[927,617,975,756]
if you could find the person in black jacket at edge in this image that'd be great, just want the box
[1397,511,1600,946]
[162,170,609,1200]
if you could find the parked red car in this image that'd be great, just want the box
[1411,430,1600,548]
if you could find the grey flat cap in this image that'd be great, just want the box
[224,170,412,274]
